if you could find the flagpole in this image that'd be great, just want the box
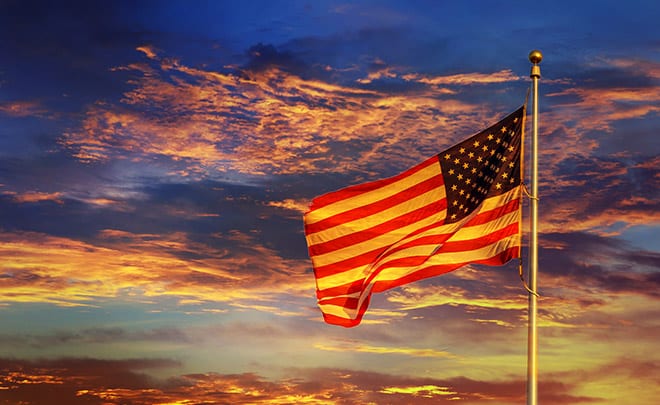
[527,49,542,405]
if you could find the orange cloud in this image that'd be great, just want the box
[2,359,633,404]
[266,198,310,214]
[0,100,48,117]
[597,57,660,79]
[404,69,523,86]
[537,59,660,172]
[59,51,526,179]
[548,86,659,133]
[380,385,458,398]
[0,230,314,314]
[386,282,526,312]
[314,339,458,358]
[2,190,64,204]
[135,45,158,60]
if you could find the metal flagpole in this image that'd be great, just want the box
[527,49,542,405]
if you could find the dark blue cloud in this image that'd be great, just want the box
[540,231,660,297]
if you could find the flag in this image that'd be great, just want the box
[304,106,526,327]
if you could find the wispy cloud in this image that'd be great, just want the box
[0,229,313,312]
[0,100,49,118]
[403,69,524,86]
[266,198,310,214]
[314,339,457,359]
[2,190,64,204]
[59,47,529,182]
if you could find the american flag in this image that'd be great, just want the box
[304,106,525,327]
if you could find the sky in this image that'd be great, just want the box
[0,0,658,404]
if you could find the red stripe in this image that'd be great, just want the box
[437,222,520,253]
[307,198,447,257]
[316,278,365,300]
[308,156,440,209]
[383,233,454,255]
[313,247,383,280]
[305,174,444,235]
[464,198,520,227]
[318,295,360,310]
[321,307,368,328]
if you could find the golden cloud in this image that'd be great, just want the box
[0,100,48,118]
[60,51,524,178]
[266,198,310,214]
[2,190,64,204]
[4,359,637,404]
[404,69,523,86]
[314,339,458,359]
[387,284,526,312]
[0,230,314,313]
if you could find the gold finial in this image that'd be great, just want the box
[528,50,543,64]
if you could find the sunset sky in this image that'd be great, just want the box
[1,1,659,404]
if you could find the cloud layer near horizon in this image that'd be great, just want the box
[4,357,656,405]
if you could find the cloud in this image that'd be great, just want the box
[242,43,307,76]
[59,43,529,182]
[547,86,659,133]
[135,45,158,60]
[537,154,659,234]
[0,357,178,405]
[0,326,193,349]
[0,100,49,118]
[403,69,524,86]
[0,229,314,313]
[387,282,526,312]
[314,339,457,359]
[1,190,64,204]
[538,57,660,168]
[0,358,612,404]
[266,198,310,214]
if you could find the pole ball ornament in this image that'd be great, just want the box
[529,50,543,64]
